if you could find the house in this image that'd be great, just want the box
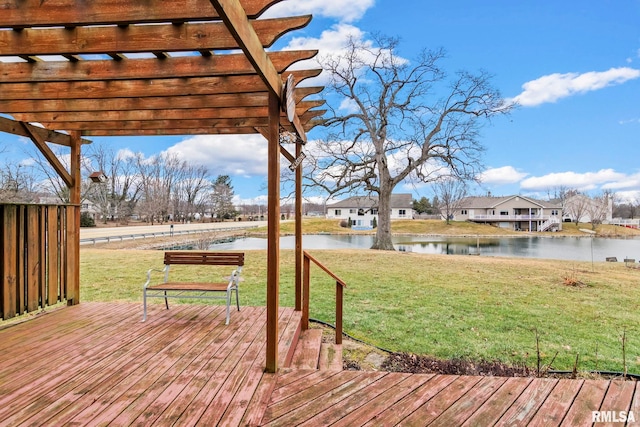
[452,195,562,232]
[326,194,414,229]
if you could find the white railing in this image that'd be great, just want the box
[469,214,545,221]
[611,218,640,228]
[539,217,561,232]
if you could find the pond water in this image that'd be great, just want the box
[204,234,640,262]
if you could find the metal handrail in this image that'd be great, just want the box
[302,250,346,344]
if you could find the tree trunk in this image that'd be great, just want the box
[371,190,394,250]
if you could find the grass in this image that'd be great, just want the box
[80,246,640,374]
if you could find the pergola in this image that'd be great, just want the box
[0,0,324,372]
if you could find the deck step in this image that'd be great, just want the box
[290,329,323,370]
[318,343,343,371]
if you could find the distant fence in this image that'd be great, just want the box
[1,204,78,321]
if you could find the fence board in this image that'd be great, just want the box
[17,205,25,315]
[27,205,40,312]
[47,207,60,306]
[2,206,18,319]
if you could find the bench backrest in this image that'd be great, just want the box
[164,251,244,266]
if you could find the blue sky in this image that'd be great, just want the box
[2,0,639,204]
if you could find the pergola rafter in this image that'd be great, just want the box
[0,0,324,373]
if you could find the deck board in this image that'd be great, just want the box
[0,302,635,427]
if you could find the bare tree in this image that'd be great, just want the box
[433,177,467,224]
[86,144,141,223]
[564,192,591,225]
[173,164,211,222]
[135,152,185,224]
[0,162,40,203]
[304,35,511,249]
[587,191,612,230]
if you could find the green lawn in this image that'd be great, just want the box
[81,247,640,374]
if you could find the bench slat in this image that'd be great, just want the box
[164,251,244,266]
[147,282,229,291]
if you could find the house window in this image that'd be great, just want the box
[551,209,559,216]
[461,210,467,215]
[371,208,378,215]
[500,211,509,216]
[335,209,341,216]
[399,209,406,217]
[349,209,356,214]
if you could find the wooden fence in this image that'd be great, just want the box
[1,204,79,321]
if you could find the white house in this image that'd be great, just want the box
[562,194,613,224]
[326,194,414,229]
[452,195,562,232]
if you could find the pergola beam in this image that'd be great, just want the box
[20,122,73,187]
[16,102,323,124]
[0,70,321,101]
[0,0,284,27]
[0,88,324,113]
[0,17,311,57]
[0,116,91,146]
[36,110,325,131]
[0,51,317,83]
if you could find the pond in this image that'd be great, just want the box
[202,234,640,262]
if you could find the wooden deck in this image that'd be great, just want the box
[0,302,637,426]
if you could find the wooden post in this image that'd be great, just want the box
[265,92,280,373]
[67,131,81,305]
[336,281,343,344]
[295,142,303,311]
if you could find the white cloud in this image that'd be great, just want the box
[283,24,369,77]
[164,134,268,177]
[264,0,374,23]
[508,67,640,107]
[601,173,640,190]
[479,166,528,185]
[520,169,626,191]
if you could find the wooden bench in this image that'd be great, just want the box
[142,251,244,325]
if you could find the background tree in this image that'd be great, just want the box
[412,196,433,215]
[86,144,140,223]
[210,175,236,220]
[0,162,39,203]
[587,191,612,230]
[305,35,511,249]
[173,164,211,223]
[433,177,467,224]
[564,191,590,225]
[135,153,184,224]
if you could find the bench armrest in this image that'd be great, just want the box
[226,266,243,290]
[143,266,169,289]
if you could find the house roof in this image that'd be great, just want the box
[328,194,413,209]
[459,195,561,209]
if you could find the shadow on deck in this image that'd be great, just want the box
[0,302,637,426]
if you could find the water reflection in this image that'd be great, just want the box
[205,234,640,262]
